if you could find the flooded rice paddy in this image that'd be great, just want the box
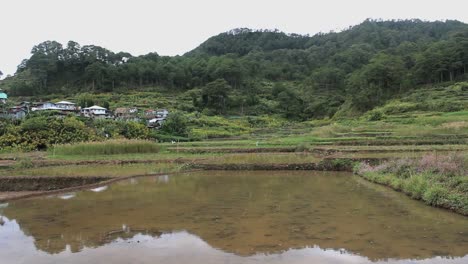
[0,171,467,264]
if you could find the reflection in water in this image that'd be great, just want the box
[90,186,108,193]
[58,193,76,200]
[157,175,170,183]
[0,171,467,264]
[0,218,467,264]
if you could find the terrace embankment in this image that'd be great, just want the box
[0,176,110,192]
[166,147,297,153]
[0,158,200,169]
[189,158,380,171]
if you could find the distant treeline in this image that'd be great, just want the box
[2,19,468,119]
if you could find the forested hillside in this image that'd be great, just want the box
[1,19,468,119]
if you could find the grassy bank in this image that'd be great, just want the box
[355,153,468,215]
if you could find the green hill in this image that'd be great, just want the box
[1,19,468,120]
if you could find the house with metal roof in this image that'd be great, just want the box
[0,89,7,104]
[55,101,78,111]
[81,105,108,118]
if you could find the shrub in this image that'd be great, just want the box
[162,112,188,137]
[403,174,428,199]
[423,185,448,206]
[389,177,403,190]
[367,110,384,121]
[392,159,415,179]
[14,157,34,169]
[121,122,149,139]
[417,153,466,176]
[461,83,468,91]
[295,143,309,153]
[0,116,97,151]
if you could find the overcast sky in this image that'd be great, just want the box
[1,0,467,78]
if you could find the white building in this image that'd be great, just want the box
[156,109,169,118]
[56,101,77,111]
[148,117,165,128]
[81,105,107,118]
[31,102,60,111]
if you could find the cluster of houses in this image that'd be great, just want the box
[0,90,169,128]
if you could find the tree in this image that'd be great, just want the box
[77,93,95,108]
[161,112,188,137]
[347,53,406,110]
[201,79,232,114]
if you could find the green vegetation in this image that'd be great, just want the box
[51,140,159,156]
[0,114,154,151]
[0,115,97,151]
[14,157,34,169]
[355,153,468,215]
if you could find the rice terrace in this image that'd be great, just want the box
[0,2,467,263]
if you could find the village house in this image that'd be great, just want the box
[115,107,139,121]
[147,109,169,128]
[148,117,166,128]
[31,102,59,111]
[145,109,168,119]
[55,101,78,112]
[8,106,28,119]
[156,109,169,118]
[144,109,158,119]
[81,105,108,118]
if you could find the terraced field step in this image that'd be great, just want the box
[332,138,467,146]
[166,147,297,153]
[312,144,468,153]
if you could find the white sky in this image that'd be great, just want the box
[1,0,467,78]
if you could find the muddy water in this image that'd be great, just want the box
[0,171,467,264]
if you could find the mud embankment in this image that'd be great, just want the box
[189,158,374,171]
[189,157,385,171]
[0,176,110,192]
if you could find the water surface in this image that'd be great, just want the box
[0,171,467,264]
